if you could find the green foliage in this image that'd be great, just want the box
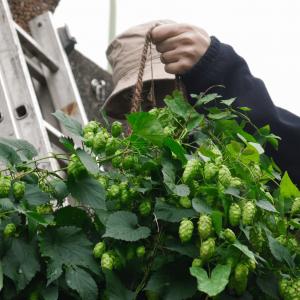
[0,90,299,299]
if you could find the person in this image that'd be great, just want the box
[103,21,300,183]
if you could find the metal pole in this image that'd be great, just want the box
[107,0,116,71]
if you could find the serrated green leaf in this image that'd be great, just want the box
[154,199,197,223]
[174,184,190,197]
[41,284,58,300]
[0,198,15,210]
[24,211,54,226]
[266,235,294,269]
[24,184,50,206]
[146,262,197,300]
[190,264,231,297]
[127,112,166,146]
[0,142,22,165]
[49,179,69,201]
[103,211,151,241]
[248,142,264,154]
[76,149,99,175]
[2,238,40,291]
[39,226,98,285]
[208,110,232,120]
[187,114,204,131]
[68,175,106,210]
[221,98,236,106]
[194,93,221,107]
[161,157,176,191]
[256,200,277,212]
[256,274,280,299]
[0,138,38,160]
[163,137,187,164]
[192,198,212,214]
[59,137,75,152]
[104,270,135,300]
[164,91,197,121]
[52,110,83,136]
[65,266,98,300]
[164,240,198,258]
[280,172,300,198]
[233,241,256,262]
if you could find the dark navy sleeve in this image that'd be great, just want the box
[182,37,300,183]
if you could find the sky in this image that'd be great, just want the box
[54,0,300,116]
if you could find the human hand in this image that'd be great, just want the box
[151,23,211,75]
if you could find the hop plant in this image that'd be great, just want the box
[279,278,300,300]
[12,181,25,200]
[234,263,249,296]
[107,184,120,199]
[222,228,236,243]
[182,158,201,183]
[4,223,16,238]
[242,201,256,225]
[218,165,232,187]
[249,227,265,253]
[111,121,123,137]
[291,197,300,215]
[203,162,218,180]
[101,252,115,270]
[197,215,213,240]
[105,137,120,156]
[192,258,203,267]
[200,238,215,261]
[229,203,242,227]
[83,120,100,135]
[0,177,11,198]
[93,130,109,153]
[138,200,152,217]
[83,131,94,148]
[136,246,146,258]
[179,196,192,208]
[67,154,86,179]
[93,241,106,259]
[179,219,194,243]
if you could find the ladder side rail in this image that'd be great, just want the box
[0,0,58,171]
[29,13,88,138]
[14,22,59,72]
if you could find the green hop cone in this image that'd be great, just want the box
[111,150,122,168]
[105,137,120,156]
[204,162,218,180]
[246,259,256,271]
[242,201,256,226]
[83,120,100,135]
[93,241,106,259]
[4,223,16,238]
[83,131,94,148]
[12,181,25,200]
[218,165,232,187]
[179,196,192,208]
[139,200,152,217]
[136,246,146,258]
[111,121,123,137]
[200,238,215,261]
[229,203,241,227]
[182,158,201,183]
[291,197,300,215]
[249,227,265,253]
[0,177,11,198]
[101,252,114,270]
[67,154,87,179]
[107,184,120,199]
[36,204,53,215]
[197,215,213,240]
[222,228,236,243]
[97,176,108,189]
[230,177,242,188]
[279,279,289,298]
[192,258,203,267]
[120,188,130,205]
[126,245,136,261]
[122,155,138,170]
[179,219,194,243]
[93,130,109,153]
[234,263,249,296]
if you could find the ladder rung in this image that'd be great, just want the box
[43,120,63,139]
[25,56,46,83]
[14,22,59,73]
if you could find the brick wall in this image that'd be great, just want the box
[8,0,60,32]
